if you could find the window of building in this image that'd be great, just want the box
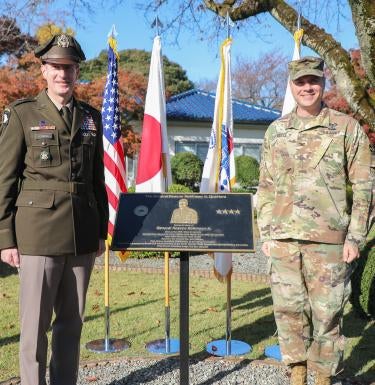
[175,141,208,162]
[175,141,262,162]
[234,143,261,161]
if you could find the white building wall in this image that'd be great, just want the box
[126,119,268,187]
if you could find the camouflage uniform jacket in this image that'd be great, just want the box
[257,107,372,248]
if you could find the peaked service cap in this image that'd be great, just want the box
[34,34,86,64]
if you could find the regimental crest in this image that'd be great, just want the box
[1,108,10,134]
[2,108,10,125]
[57,34,70,48]
[328,123,337,131]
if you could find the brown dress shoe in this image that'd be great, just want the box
[290,363,307,385]
[314,373,331,385]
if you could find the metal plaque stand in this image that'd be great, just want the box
[206,276,251,356]
[86,241,130,353]
[146,252,179,354]
[180,251,189,384]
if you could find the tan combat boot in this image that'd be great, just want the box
[314,373,331,385]
[290,362,307,385]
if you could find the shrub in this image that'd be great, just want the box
[171,152,203,192]
[168,183,193,193]
[235,155,260,189]
[350,225,375,319]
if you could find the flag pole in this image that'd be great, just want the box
[164,250,171,353]
[163,153,172,353]
[104,240,110,350]
[204,23,251,358]
[144,29,178,354]
[86,240,130,352]
[86,25,130,353]
[226,275,232,355]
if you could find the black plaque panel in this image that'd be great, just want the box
[111,193,255,252]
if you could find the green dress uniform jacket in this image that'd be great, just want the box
[0,89,108,255]
[257,107,372,248]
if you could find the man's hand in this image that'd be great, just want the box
[261,241,272,257]
[1,248,20,268]
[96,239,106,257]
[343,241,360,263]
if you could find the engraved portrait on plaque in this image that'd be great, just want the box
[170,198,199,224]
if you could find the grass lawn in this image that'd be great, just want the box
[0,268,374,382]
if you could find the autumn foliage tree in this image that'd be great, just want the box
[75,69,147,157]
[0,50,148,158]
[324,49,375,144]
[0,53,44,110]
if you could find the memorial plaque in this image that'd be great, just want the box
[111,193,255,252]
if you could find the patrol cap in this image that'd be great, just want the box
[288,56,324,81]
[34,34,86,64]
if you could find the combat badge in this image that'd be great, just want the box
[0,108,11,135]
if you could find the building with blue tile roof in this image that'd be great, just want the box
[127,89,281,185]
[167,89,280,123]
[166,89,280,162]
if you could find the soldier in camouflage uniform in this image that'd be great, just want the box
[0,35,108,385]
[257,57,373,385]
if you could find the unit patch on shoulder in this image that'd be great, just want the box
[0,108,11,135]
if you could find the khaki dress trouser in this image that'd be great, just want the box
[19,253,95,385]
[269,240,352,376]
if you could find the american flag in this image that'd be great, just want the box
[102,32,127,256]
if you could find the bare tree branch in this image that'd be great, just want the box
[202,0,375,130]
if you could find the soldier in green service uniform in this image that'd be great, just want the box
[0,34,108,385]
[257,57,373,385]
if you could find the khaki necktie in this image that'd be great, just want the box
[61,106,72,129]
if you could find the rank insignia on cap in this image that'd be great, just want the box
[40,150,51,161]
[57,34,70,48]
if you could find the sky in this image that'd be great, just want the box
[59,1,358,84]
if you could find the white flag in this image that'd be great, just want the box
[281,29,303,116]
[200,38,235,282]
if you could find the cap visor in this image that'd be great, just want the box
[291,70,324,80]
[42,57,79,65]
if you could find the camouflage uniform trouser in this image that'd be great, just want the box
[269,239,352,376]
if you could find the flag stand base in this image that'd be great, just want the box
[86,338,130,353]
[264,344,282,361]
[146,338,180,354]
[206,339,251,357]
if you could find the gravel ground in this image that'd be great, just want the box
[75,358,363,385]
[96,240,268,277]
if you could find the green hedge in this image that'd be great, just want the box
[171,152,203,191]
[235,155,260,189]
[350,225,375,319]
